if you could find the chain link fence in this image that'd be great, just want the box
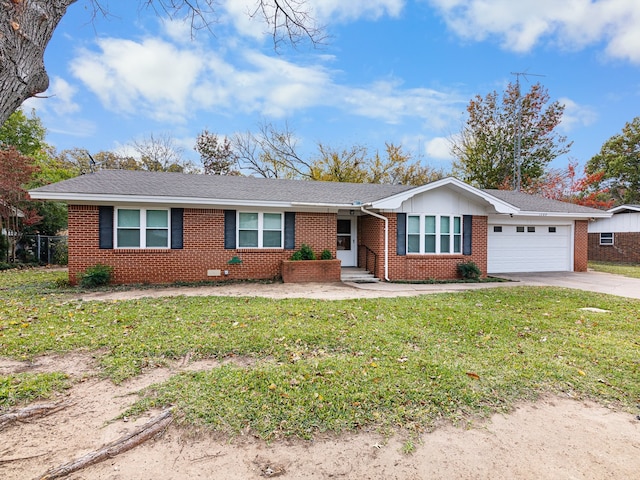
[21,235,68,265]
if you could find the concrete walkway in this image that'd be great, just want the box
[81,271,640,302]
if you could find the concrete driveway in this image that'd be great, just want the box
[492,271,640,300]
[347,270,640,300]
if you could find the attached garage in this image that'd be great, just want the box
[487,222,573,273]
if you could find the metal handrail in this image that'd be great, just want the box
[359,245,377,273]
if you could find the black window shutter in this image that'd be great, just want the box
[99,206,114,249]
[284,212,295,250]
[171,208,184,249]
[224,210,236,249]
[463,215,473,255]
[396,213,406,256]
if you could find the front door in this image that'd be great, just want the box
[337,217,357,267]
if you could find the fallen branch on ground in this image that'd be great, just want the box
[36,409,173,480]
[0,401,72,431]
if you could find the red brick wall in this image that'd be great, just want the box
[358,213,488,281]
[573,220,589,271]
[281,260,341,282]
[68,206,337,285]
[588,232,640,263]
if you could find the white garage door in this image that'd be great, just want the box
[487,224,572,273]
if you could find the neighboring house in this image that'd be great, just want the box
[588,205,640,264]
[29,171,610,284]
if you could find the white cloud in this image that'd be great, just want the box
[70,37,204,122]
[558,97,598,131]
[338,80,464,128]
[219,0,405,41]
[425,136,453,160]
[312,0,405,21]
[427,0,640,63]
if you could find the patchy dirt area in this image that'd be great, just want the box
[2,355,639,479]
[1,282,639,479]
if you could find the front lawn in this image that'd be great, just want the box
[1,268,638,439]
[589,261,640,279]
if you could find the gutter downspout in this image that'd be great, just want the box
[360,207,390,281]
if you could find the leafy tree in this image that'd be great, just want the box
[0,1,321,127]
[309,144,369,182]
[195,130,239,175]
[451,82,572,189]
[528,161,614,210]
[586,116,640,205]
[0,148,42,261]
[214,121,443,185]
[310,143,443,185]
[0,109,71,239]
[0,109,47,157]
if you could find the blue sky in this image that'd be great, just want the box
[25,0,640,174]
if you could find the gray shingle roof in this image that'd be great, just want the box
[30,170,608,215]
[483,189,607,214]
[31,170,414,205]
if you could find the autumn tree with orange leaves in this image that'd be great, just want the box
[0,147,42,262]
[528,161,614,210]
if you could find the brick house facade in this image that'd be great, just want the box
[588,206,640,264]
[31,171,608,285]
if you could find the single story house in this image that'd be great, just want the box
[588,204,640,263]
[29,170,611,284]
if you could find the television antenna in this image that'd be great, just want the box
[510,71,545,191]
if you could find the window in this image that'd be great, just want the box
[493,226,503,233]
[527,226,536,233]
[407,214,462,254]
[548,227,556,233]
[516,226,525,233]
[600,232,614,245]
[116,208,169,248]
[238,212,283,248]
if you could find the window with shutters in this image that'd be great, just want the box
[116,208,169,248]
[238,212,283,248]
[407,214,462,254]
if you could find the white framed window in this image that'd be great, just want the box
[407,214,462,254]
[238,212,283,248]
[600,232,614,245]
[116,208,169,248]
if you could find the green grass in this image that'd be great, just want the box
[589,261,640,279]
[0,372,70,407]
[1,268,639,439]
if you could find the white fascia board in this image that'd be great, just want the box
[511,211,612,219]
[608,205,640,214]
[28,192,293,209]
[369,177,519,214]
[291,202,356,209]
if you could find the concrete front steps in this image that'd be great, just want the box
[341,267,379,283]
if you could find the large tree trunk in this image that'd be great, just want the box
[0,0,76,126]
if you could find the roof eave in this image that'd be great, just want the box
[28,192,361,211]
[28,192,296,208]
[369,177,519,214]
[608,205,640,214]
[512,211,612,219]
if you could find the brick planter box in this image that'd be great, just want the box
[281,259,342,283]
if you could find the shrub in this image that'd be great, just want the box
[78,264,113,288]
[457,261,481,280]
[320,249,332,260]
[290,244,316,261]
